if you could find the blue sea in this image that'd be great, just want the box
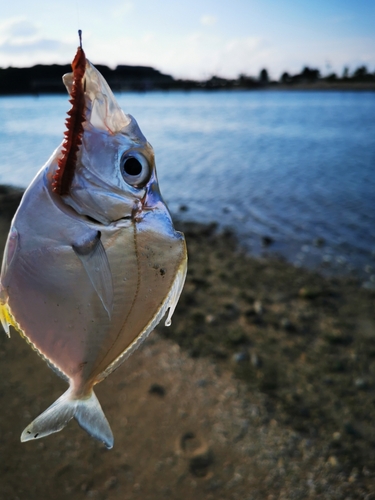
[0,90,374,284]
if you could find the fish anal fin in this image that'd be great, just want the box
[98,256,187,382]
[73,231,114,318]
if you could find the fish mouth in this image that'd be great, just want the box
[84,214,133,227]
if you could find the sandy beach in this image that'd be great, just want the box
[0,185,374,499]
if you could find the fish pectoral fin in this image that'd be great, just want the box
[73,231,114,318]
[21,388,114,449]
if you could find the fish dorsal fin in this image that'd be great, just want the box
[83,62,130,133]
[52,46,86,196]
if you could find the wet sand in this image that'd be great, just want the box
[0,186,375,499]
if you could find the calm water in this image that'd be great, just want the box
[0,90,374,283]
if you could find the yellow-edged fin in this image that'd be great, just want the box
[0,301,17,337]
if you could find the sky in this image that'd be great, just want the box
[0,0,374,80]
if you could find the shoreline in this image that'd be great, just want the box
[1,184,373,286]
[1,82,375,97]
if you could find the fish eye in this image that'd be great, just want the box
[120,152,150,188]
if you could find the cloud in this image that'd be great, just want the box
[0,17,75,65]
[0,38,70,55]
[0,18,38,38]
[200,15,217,27]
[1,19,38,38]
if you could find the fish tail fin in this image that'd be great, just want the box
[21,388,114,449]
[74,390,113,449]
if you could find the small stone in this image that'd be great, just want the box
[280,317,294,331]
[348,467,359,483]
[196,379,208,388]
[154,461,163,472]
[363,281,375,291]
[245,308,255,318]
[354,378,368,390]
[262,236,274,247]
[299,287,322,299]
[332,360,346,372]
[251,352,262,368]
[313,237,325,247]
[222,228,234,240]
[221,302,240,320]
[327,455,338,466]
[205,314,215,324]
[332,431,341,442]
[253,300,263,315]
[189,448,213,478]
[148,383,166,397]
[324,331,351,345]
[344,422,359,437]
[87,491,100,498]
[226,472,243,488]
[206,478,223,491]
[232,351,250,364]
[104,476,118,490]
[212,347,228,359]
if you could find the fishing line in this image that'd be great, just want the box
[75,0,81,34]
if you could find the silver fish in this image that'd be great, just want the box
[0,44,187,448]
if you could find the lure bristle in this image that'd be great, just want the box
[52,46,86,196]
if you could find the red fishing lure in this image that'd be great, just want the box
[52,39,86,195]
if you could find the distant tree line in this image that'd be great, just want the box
[190,65,375,90]
[279,65,375,84]
[0,63,374,94]
[0,64,174,94]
